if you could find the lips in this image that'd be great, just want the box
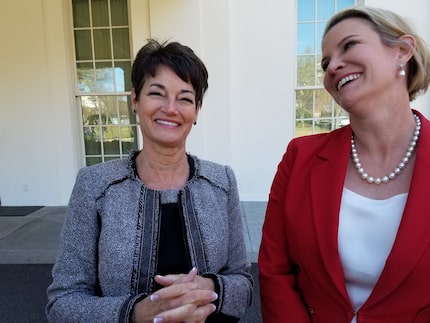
[337,73,361,90]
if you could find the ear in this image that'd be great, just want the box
[131,88,137,104]
[398,34,416,63]
[131,88,138,114]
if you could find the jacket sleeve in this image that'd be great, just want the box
[258,142,311,322]
[45,167,139,323]
[207,165,254,319]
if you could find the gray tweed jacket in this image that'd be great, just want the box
[46,151,253,322]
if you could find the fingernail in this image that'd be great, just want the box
[189,267,197,273]
[153,317,163,323]
[211,292,218,301]
[211,304,216,312]
[150,294,159,302]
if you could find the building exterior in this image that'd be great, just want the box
[1,0,430,206]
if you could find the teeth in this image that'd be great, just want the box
[337,74,361,90]
[157,120,178,126]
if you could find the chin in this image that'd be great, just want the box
[337,96,355,111]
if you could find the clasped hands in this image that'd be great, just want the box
[131,267,218,323]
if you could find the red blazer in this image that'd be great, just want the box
[259,110,430,322]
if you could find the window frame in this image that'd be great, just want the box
[70,0,139,166]
[294,0,363,137]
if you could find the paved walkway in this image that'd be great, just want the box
[0,202,266,264]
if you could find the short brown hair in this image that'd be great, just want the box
[132,39,209,108]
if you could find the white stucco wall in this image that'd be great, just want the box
[0,0,78,206]
[228,0,296,200]
[1,0,429,205]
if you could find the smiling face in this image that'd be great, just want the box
[132,65,199,150]
[321,18,401,110]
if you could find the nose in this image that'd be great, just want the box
[162,97,179,114]
[326,57,344,75]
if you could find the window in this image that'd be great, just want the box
[71,0,138,165]
[295,0,361,136]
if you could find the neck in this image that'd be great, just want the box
[350,112,420,185]
[136,147,189,190]
[349,109,416,152]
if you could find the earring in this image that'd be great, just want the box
[193,121,197,125]
[132,108,137,113]
[399,63,406,76]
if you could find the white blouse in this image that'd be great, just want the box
[338,188,407,322]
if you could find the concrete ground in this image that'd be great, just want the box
[0,202,266,322]
[0,201,266,264]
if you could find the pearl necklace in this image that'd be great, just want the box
[351,113,421,184]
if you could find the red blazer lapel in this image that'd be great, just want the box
[310,126,352,300]
[366,110,430,304]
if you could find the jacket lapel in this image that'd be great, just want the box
[366,111,430,305]
[310,126,352,300]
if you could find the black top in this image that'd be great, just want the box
[152,155,239,322]
[155,155,195,279]
[156,202,191,277]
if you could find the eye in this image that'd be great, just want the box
[321,60,329,72]
[178,93,195,104]
[343,40,357,51]
[180,97,194,104]
[148,91,162,97]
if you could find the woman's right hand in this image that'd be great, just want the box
[131,268,217,323]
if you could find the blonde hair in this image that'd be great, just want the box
[323,6,430,101]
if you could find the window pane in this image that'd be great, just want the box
[105,156,120,161]
[317,0,334,20]
[314,120,331,133]
[122,139,138,153]
[316,22,325,54]
[296,89,314,119]
[86,157,103,165]
[111,0,128,25]
[121,126,138,153]
[115,61,132,91]
[74,30,93,60]
[315,89,333,118]
[295,119,313,137]
[112,28,130,59]
[337,0,355,10]
[98,95,118,125]
[95,62,114,92]
[77,63,96,93]
[112,66,124,92]
[297,23,315,54]
[94,29,112,59]
[336,117,350,128]
[103,126,120,154]
[81,96,98,124]
[72,0,90,28]
[298,0,315,21]
[297,55,315,86]
[315,54,323,86]
[117,95,132,124]
[335,103,348,117]
[92,0,109,27]
[84,130,102,155]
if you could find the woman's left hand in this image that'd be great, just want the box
[154,267,215,291]
[149,267,217,323]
